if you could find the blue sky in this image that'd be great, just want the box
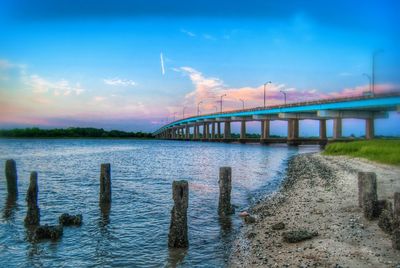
[0,0,399,135]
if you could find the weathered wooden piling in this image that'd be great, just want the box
[218,167,235,216]
[358,172,377,219]
[24,171,40,226]
[393,192,400,250]
[168,180,189,248]
[5,159,18,196]
[394,192,400,220]
[99,163,111,205]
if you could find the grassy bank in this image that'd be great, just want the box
[323,139,400,165]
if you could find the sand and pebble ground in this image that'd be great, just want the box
[229,153,400,267]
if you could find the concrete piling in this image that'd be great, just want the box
[393,229,400,250]
[24,171,40,226]
[99,163,112,205]
[168,180,189,248]
[218,167,235,216]
[357,172,377,220]
[5,159,18,196]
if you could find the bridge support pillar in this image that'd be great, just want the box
[262,119,270,139]
[333,118,342,139]
[224,121,231,140]
[196,124,200,139]
[211,123,215,140]
[185,125,189,139]
[240,120,246,141]
[319,119,327,138]
[202,123,206,140]
[287,119,300,145]
[217,122,221,139]
[205,123,210,139]
[287,119,293,139]
[366,118,374,140]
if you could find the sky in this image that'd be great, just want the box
[0,0,399,135]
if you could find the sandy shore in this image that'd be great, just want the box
[229,153,400,267]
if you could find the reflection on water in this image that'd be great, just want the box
[0,139,319,267]
[3,195,17,220]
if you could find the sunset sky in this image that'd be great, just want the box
[0,0,399,135]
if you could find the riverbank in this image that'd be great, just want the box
[229,153,400,267]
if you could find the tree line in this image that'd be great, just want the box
[0,128,154,138]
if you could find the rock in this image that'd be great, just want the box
[239,211,249,217]
[244,215,256,224]
[272,222,285,230]
[34,224,63,240]
[59,213,83,226]
[282,230,318,243]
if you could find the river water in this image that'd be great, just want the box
[0,139,319,267]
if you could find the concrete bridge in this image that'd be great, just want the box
[153,93,400,145]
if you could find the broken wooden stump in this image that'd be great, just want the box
[59,213,83,226]
[358,172,377,220]
[218,167,235,216]
[99,163,111,205]
[24,171,40,226]
[5,159,18,196]
[34,224,63,240]
[168,180,189,248]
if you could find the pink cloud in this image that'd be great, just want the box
[177,66,399,115]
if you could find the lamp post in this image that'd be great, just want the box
[220,94,227,113]
[372,50,383,95]
[182,107,186,118]
[280,90,287,105]
[263,81,272,108]
[362,73,372,95]
[197,101,203,115]
[239,99,244,109]
[213,105,218,113]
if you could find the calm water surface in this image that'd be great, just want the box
[0,139,319,267]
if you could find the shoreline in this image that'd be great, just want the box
[229,153,400,267]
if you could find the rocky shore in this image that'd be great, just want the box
[229,153,400,267]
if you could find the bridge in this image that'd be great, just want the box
[153,93,400,145]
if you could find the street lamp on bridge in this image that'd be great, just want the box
[263,81,272,108]
[239,98,245,110]
[182,106,187,119]
[197,101,203,115]
[280,90,287,105]
[213,105,218,113]
[362,73,372,95]
[372,49,383,96]
[220,94,227,112]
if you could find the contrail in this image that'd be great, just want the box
[160,52,165,75]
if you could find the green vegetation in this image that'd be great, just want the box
[323,139,400,165]
[0,128,154,139]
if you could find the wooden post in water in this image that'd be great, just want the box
[168,180,189,248]
[358,172,377,220]
[5,159,18,196]
[393,192,400,250]
[218,167,235,216]
[99,163,111,205]
[24,171,40,226]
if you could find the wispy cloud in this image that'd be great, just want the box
[160,53,165,75]
[28,75,84,96]
[339,72,353,76]
[103,78,136,86]
[180,29,196,37]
